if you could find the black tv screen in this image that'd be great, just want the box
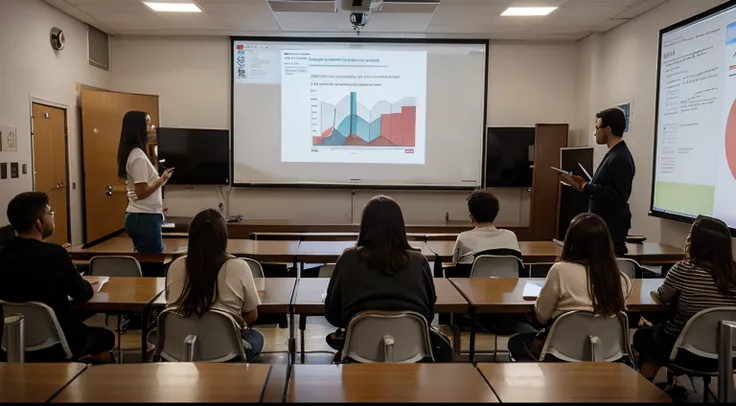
[157,128,230,185]
[484,127,534,187]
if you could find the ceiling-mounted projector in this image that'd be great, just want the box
[341,0,384,30]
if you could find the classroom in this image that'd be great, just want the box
[2,0,736,403]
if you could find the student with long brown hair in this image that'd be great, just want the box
[507,213,632,361]
[634,215,736,380]
[165,209,264,362]
[324,195,452,361]
[117,111,173,256]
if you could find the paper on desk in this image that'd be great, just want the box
[522,282,543,300]
[97,277,109,293]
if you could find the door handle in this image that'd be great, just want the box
[105,185,125,196]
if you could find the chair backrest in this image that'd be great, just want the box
[156,308,246,362]
[318,264,335,278]
[0,301,73,359]
[342,310,434,363]
[616,258,641,279]
[670,306,736,361]
[470,255,522,278]
[89,255,142,277]
[539,310,632,363]
[242,257,264,278]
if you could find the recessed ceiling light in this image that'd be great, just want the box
[143,2,202,12]
[501,7,557,16]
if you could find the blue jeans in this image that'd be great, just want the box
[240,329,265,362]
[125,212,165,254]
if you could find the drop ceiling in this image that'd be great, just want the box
[44,0,670,40]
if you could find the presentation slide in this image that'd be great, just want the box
[652,3,736,228]
[232,39,486,187]
[282,50,426,165]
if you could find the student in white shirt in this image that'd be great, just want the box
[116,111,174,255]
[450,189,521,276]
[166,209,264,362]
[507,213,632,361]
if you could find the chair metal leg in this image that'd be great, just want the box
[703,376,711,403]
[493,334,498,362]
[300,315,307,364]
[116,314,123,364]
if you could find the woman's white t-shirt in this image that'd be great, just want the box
[165,257,261,329]
[125,147,162,214]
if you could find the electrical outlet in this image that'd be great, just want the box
[0,163,6,179]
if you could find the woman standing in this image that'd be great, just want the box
[117,111,173,254]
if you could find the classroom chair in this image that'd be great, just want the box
[89,255,143,277]
[538,310,634,364]
[664,307,736,403]
[243,257,265,278]
[3,313,24,362]
[0,301,73,361]
[342,310,434,363]
[616,258,642,279]
[469,255,523,278]
[154,308,247,362]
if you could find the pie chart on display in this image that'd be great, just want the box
[727,99,736,180]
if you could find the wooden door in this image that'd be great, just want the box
[529,123,569,241]
[32,103,69,245]
[81,90,159,244]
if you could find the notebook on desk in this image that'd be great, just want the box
[522,282,543,300]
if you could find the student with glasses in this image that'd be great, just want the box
[0,192,115,363]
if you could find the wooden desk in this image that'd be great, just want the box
[477,363,670,403]
[428,241,683,266]
[52,363,271,403]
[295,241,435,264]
[77,276,165,313]
[251,232,458,241]
[287,364,499,403]
[69,237,183,264]
[428,240,561,265]
[0,363,86,403]
[153,277,296,314]
[449,278,668,362]
[70,236,300,265]
[450,278,668,314]
[227,239,301,264]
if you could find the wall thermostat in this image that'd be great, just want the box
[50,27,65,51]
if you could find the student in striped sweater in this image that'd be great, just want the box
[634,215,736,380]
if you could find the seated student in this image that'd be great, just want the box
[165,208,264,362]
[507,213,632,362]
[634,215,736,381]
[0,192,114,363]
[325,195,452,362]
[450,189,521,277]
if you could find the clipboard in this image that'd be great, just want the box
[578,163,592,181]
[550,166,572,176]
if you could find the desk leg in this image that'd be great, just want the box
[300,315,307,364]
[116,314,123,364]
[469,309,476,364]
[289,312,296,365]
[452,322,461,362]
[433,255,442,278]
[141,304,151,363]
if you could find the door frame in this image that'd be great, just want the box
[29,97,72,244]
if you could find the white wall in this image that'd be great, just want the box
[0,0,111,243]
[582,0,729,248]
[110,37,581,226]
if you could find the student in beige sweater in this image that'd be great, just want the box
[507,213,632,361]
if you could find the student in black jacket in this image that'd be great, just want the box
[324,195,451,362]
[0,192,114,363]
[568,108,635,255]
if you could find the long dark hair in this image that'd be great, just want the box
[686,215,736,295]
[117,111,149,178]
[356,195,413,276]
[560,213,625,316]
[171,209,230,317]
